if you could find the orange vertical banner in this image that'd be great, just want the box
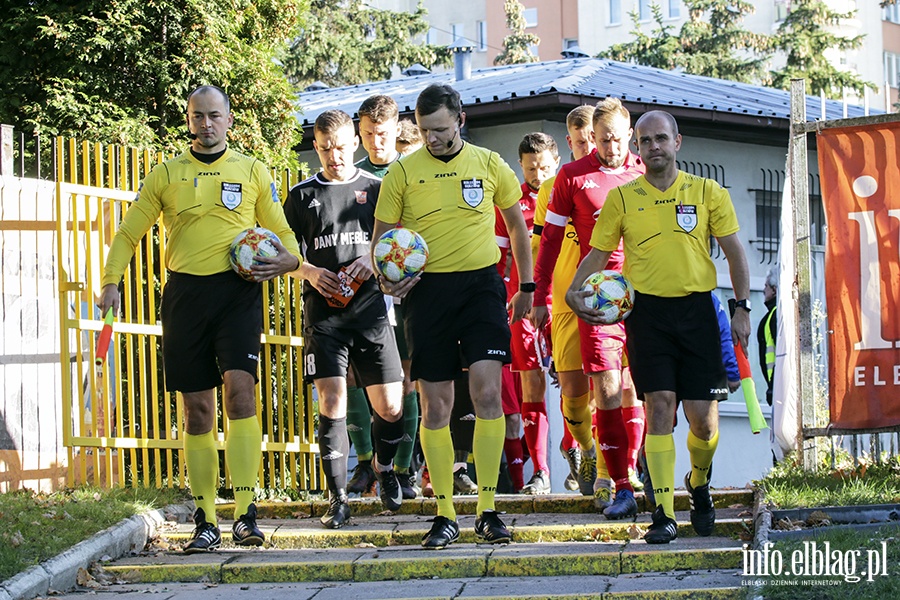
[818,120,900,429]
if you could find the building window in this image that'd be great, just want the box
[668,0,680,19]
[563,38,579,49]
[528,43,540,59]
[885,2,900,24]
[886,52,900,88]
[476,20,487,51]
[524,7,538,28]
[426,27,437,45]
[609,0,622,25]
[775,0,789,22]
[639,0,652,21]
[752,169,825,263]
[451,23,464,43]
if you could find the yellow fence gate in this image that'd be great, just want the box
[55,137,322,492]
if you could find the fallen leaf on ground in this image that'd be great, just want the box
[76,568,103,589]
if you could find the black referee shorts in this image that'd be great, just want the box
[403,266,511,382]
[625,291,728,401]
[160,270,262,393]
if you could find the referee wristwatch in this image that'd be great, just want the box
[519,282,536,293]
[734,298,752,313]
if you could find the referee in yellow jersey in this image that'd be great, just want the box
[372,83,534,549]
[99,85,303,554]
[565,110,751,544]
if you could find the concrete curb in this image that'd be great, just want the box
[0,502,193,600]
[751,486,772,551]
[746,486,771,600]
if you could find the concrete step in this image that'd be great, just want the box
[50,572,746,599]
[211,490,754,521]
[103,537,744,585]
[160,508,752,549]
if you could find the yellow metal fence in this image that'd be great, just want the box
[55,137,321,491]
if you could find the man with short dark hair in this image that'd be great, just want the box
[396,119,424,156]
[372,83,533,549]
[345,94,419,500]
[496,132,559,494]
[566,110,751,544]
[99,85,303,553]
[284,109,406,529]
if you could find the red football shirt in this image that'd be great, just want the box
[534,150,644,307]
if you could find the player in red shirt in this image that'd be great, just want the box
[496,132,559,493]
[533,98,645,519]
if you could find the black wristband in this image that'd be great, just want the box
[519,282,536,293]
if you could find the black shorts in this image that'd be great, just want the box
[625,291,728,401]
[403,266,511,382]
[303,322,403,387]
[393,300,410,361]
[160,270,262,393]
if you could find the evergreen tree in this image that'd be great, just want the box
[770,0,874,98]
[0,0,306,168]
[678,1,770,83]
[495,0,540,66]
[601,2,769,83]
[284,0,449,88]
[601,6,679,70]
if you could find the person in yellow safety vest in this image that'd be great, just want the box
[757,267,777,406]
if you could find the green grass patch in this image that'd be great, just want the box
[757,456,900,509]
[0,486,188,582]
[747,526,900,599]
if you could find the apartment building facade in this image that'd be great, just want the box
[374,0,899,110]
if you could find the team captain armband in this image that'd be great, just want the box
[326,267,364,309]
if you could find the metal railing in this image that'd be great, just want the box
[54,137,321,491]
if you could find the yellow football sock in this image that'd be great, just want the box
[645,433,676,520]
[562,393,593,450]
[687,429,719,488]
[473,416,505,515]
[225,416,262,519]
[420,425,456,520]
[593,425,610,480]
[184,430,219,526]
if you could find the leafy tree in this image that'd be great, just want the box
[494,0,540,66]
[0,0,306,169]
[284,0,450,88]
[601,6,679,70]
[678,1,770,83]
[770,0,874,98]
[601,2,769,83]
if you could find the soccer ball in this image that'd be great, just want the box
[373,227,429,282]
[581,270,635,324]
[229,227,281,281]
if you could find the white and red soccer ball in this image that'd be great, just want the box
[229,227,280,281]
[373,227,429,282]
[581,270,635,324]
